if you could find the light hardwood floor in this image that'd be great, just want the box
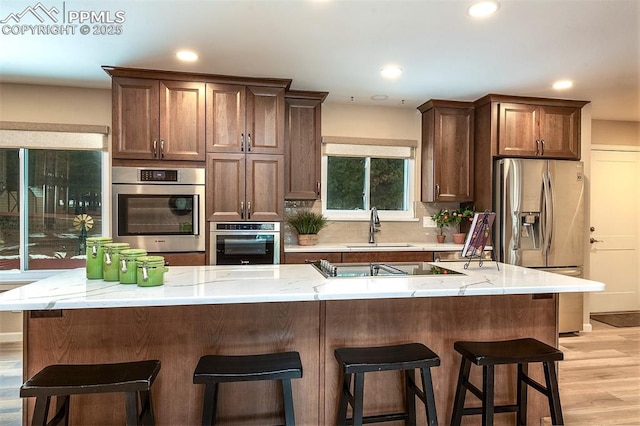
[0,322,638,425]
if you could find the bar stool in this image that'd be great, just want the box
[450,338,564,426]
[193,351,303,426]
[334,343,440,426]
[20,359,161,426]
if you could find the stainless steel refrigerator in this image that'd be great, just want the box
[494,158,585,333]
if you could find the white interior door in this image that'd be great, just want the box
[589,149,640,313]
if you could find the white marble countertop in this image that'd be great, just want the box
[0,263,604,311]
[285,242,471,252]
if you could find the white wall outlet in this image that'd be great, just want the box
[422,216,437,228]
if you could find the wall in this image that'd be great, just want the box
[592,119,640,146]
[0,83,111,125]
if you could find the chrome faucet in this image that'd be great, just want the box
[369,206,380,244]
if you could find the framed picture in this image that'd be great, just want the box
[462,212,496,258]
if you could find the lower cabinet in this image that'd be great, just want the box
[284,251,434,264]
[284,252,342,264]
[152,252,206,266]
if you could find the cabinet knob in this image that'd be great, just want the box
[589,237,603,244]
[241,133,245,152]
[435,184,440,199]
[160,139,165,159]
[152,140,157,158]
[247,134,252,151]
[240,201,245,219]
[540,139,545,156]
[535,140,540,156]
[247,201,251,219]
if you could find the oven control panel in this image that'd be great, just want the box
[140,169,178,182]
[213,222,280,231]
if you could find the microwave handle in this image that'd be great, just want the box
[193,195,199,235]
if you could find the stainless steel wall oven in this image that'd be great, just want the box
[210,222,280,265]
[112,167,205,252]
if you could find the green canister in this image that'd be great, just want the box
[136,256,168,287]
[119,249,148,284]
[86,236,113,279]
[102,242,130,282]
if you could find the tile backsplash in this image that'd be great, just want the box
[284,201,465,245]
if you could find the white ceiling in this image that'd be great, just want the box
[1,0,638,121]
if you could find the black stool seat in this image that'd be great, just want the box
[20,360,161,426]
[193,351,302,383]
[454,338,563,365]
[193,351,303,426]
[451,338,564,426]
[335,343,440,426]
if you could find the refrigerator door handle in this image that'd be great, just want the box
[542,170,554,255]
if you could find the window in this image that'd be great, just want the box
[321,136,417,220]
[0,123,108,273]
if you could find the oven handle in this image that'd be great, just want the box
[193,194,199,235]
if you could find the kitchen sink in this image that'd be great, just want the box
[312,261,461,278]
[345,243,414,248]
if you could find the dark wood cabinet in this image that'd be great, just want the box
[206,84,285,155]
[153,252,206,266]
[206,153,284,222]
[284,251,434,264]
[112,77,205,161]
[497,102,582,159]
[341,251,434,263]
[284,252,342,264]
[284,91,328,200]
[418,100,474,202]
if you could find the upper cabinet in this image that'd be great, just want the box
[206,153,284,222]
[284,90,328,200]
[111,77,205,161]
[497,103,582,158]
[418,100,474,202]
[475,94,589,161]
[206,84,285,155]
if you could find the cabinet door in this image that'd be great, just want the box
[433,107,474,202]
[342,251,434,263]
[246,86,285,154]
[285,97,322,199]
[112,77,159,160]
[246,154,284,221]
[159,81,206,161]
[538,105,581,159]
[206,83,246,153]
[497,103,539,157]
[284,252,342,264]
[206,153,245,221]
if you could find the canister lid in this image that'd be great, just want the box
[86,236,113,245]
[136,256,165,266]
[104,242,130,250]
[120,249,148,258]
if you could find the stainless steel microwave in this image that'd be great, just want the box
[112,167,205,252]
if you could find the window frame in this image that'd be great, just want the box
[0,122,109,279]
[321,137,417,222]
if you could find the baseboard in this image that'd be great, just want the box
[0,332,23,343]
[582,322,593,333]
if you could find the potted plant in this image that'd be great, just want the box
[286,210,328,246]
[451,206,475,244]
[431,208,453,243]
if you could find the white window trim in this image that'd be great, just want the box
[321,136,418,222]
[0,122,110,279]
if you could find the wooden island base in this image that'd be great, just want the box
[24,294,557,425]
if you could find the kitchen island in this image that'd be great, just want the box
[0,262,603,425]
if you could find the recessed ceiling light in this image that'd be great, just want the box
[380,66,403,79]
[176,50,198,62]
[467,1,500,18]
[553,80,573,90]
[370,95,389,101]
